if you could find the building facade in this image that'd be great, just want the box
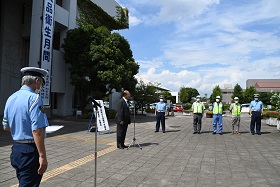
[246,79,280,93]
[221,79,280,104]
[0,0,127,117]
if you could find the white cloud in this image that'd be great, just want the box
[137,60,163,69]
[119,0,280,96]
[129,15,142,26]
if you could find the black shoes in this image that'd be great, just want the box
[155,131,165,133]
[193,132,197,134]
[117,144,128,149]
[198,131,201,134]
[251,132,261,135]
[212,132,222,135]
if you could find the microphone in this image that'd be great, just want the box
[87,96,101,108]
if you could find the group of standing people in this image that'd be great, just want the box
[191,94,264,136]
[1,66,265,186]
[123,93,264,136]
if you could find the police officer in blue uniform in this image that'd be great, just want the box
[249,94,264,135]
[2,67,49,186]
[154,95,168,133]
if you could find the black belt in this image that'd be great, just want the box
[252,110,260,112]
[14,140,35,143]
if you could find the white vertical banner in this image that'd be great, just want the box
[93,100,110,132]
[40,0,55,105]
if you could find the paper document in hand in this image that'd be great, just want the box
[46,125,64,133]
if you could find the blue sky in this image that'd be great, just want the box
[115,0,280,96]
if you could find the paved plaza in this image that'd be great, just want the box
[1,113,280,187]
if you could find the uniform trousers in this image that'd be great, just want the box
[250,111,261,133]
[213,114,223,133]
[156,112,165,132]
[193,113,202,132]
[10,142,42,187]
[117,123,128,146]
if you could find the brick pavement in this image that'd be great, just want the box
[1,113,280,187]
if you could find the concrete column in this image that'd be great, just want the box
[29,0,43,67]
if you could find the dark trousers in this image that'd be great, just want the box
[251,111,262,133]
[156,112,165,132]
[10,142,42,187]
[117,123,128,146]
[193,113,202,132]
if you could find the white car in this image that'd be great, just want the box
[241,104,250,113]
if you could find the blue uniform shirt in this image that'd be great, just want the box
[155,102,167,111]
[249,100,263,111]
[2,85,48,140]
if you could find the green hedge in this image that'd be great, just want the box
[146,108,155,113]
[182,109,192,113]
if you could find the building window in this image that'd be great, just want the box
[53,31,61,50]
[22,37,30,67]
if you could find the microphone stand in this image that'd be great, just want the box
[127,101,142,150]
[87,98,101,187]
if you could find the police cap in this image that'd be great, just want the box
[21,67,48,85]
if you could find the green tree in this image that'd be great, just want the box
[259,92,273,105]
[62,25,139,108]
[133,80,157,114]
[179,87,199,103]
[201,93,208,102]
[243,86,257,103]
[210,85,222,103]
[161,91,174,103]
[232,83,244,103]
[179,87,189,103]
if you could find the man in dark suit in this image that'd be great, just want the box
[116,90,131,149]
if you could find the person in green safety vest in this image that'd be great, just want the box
[191,95,205,134]
[211,95,224,135]
[229,97,241,134]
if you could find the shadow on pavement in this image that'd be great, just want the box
[169,126,181,128]
[166,130,181,132]
[259,131,271,134]
[139,142,159,147]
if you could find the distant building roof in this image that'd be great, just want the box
[255,82,280,88]
[135,75,171,91]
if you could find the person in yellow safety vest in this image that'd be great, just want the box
[192,95,205,134]
[229,97,241,134]
[211,95,224,135]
